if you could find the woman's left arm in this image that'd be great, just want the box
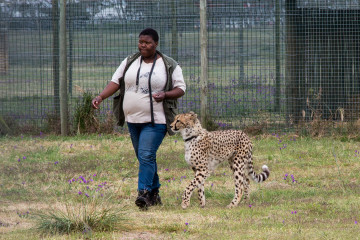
[153,87,184,102]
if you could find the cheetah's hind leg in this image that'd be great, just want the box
[243,174,250,202]
[227,155,246,208]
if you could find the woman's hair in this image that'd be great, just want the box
[139,28,159,42]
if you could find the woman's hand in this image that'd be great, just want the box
[92,96,103,109]
[152,92,166,102]
[152,88,185,102]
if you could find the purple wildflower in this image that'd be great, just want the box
[80,176,86,183]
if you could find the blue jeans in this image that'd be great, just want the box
[127,122,167,192]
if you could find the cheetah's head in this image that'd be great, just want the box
[170,112,198,132]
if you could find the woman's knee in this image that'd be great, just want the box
[138,149,156,163]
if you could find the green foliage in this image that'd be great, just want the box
[0,115,11,135]
[73,91,99,134]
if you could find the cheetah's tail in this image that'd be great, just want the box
[248,164,270,183]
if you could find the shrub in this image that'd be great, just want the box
[73,91,99,134]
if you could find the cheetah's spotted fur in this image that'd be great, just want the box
[170,112,270,209]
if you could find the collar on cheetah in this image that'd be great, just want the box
[184,135,198,142]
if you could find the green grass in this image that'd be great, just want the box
[1,133,359,239]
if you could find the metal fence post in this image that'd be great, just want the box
[60,0,69,135]
[200,0,208,127]
[275,0,281,112]
[171,1,178,61]
[52,0,60,115]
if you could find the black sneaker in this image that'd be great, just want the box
[135,190,151,210]
[149,189,162,206]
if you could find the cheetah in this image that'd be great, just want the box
[170,112,270,209]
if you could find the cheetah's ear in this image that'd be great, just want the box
[189,111,198,119]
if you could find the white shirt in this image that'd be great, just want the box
[111,56,186,124]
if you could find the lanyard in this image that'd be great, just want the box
[135,53,157,93]
[135,52,158,125]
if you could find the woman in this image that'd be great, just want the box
[92,28,186,209]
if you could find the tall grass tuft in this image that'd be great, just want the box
[73,91,99,134]
[34,203,126,235]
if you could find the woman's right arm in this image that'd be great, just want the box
[92,82,120,109]
[92,57,128,109]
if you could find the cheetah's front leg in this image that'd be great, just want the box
[192,168,206,208]
[182,169,208,209]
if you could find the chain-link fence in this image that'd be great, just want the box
[0,0,359,133]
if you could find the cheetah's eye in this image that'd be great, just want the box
[177,120,185,126]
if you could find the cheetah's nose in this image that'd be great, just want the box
[170,124,177,131]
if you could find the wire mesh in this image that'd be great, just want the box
[0,0,359,132]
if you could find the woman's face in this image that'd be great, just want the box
[138,35,158,58]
